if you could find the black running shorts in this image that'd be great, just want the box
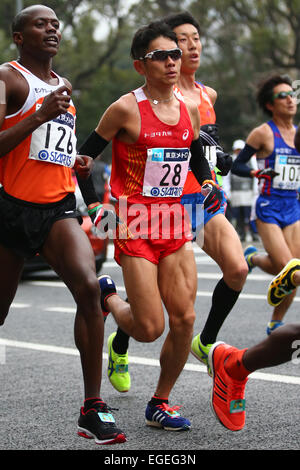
[0,188,82,258]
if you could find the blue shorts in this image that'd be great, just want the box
[181,188,227,238]
[255,194,300,228]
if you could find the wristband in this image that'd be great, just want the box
[88,204,102,216]
[202,179,217,187]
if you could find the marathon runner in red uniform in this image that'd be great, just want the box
[77,20,223,431]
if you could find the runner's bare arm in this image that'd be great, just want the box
[232,124,274,177]
[95,94,139,143]
[295,125,300,152]
[246,123,274,159]
[0,67,71,157]
[205,85,217,106]
[76,95,137,207]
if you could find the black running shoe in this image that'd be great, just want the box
[78,399,126,445]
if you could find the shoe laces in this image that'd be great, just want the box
[227,378,247,401]
[158,403,181,415]
[115,355,128,365]
[84,400,118,414]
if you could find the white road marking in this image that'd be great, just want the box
[46,307,76,313]
[10,303,31,308]
[20,282,300,302]
[0,337,299,385]
[15,246,299,387]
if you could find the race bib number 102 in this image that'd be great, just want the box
[142,147,190,197]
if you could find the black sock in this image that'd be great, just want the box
[149,395,168,406]
[83,397,102,412]
[200,278,241,345]
[112,327,130,354]
[112,297,130,355]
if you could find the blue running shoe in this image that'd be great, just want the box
[244,245,258,273]
[266,320,284,336]
[98,275,117,317]
[145,402,191,431]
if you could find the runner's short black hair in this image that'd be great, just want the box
[256,74,293,116]
[163,11,201,36]
[130,20,178,60]
[11,5,55,33]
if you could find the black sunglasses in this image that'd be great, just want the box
[139,48,182,62]
[272,90,295,100]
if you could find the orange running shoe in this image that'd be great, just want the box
[208,342,248,431]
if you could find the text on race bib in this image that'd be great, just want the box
[142,147,190,197]
[273,154,300,190]
[29,104,77,168]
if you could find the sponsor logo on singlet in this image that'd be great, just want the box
[37,149,73,167]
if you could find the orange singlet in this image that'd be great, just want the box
[175,82,217,195]
[0,61,77,204]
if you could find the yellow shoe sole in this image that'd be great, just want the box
[267,259,300,307]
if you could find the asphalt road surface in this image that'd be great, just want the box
[0,240,299,456]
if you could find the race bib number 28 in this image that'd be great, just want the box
[142,147,190,197]
[29,105,77,168]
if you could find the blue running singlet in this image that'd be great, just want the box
[257,120,300,198]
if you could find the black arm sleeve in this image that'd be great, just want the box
[231,143,258,177]
[76,131,110,207]
[189,137,212,185]
[78,130,109,159]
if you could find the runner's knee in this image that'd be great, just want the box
[169,308,195,334]
[224,259,248,289]
[72,274,100,311]
[134,318,164,342]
